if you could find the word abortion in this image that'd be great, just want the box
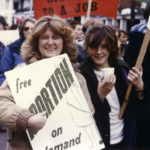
[28,58,74,140]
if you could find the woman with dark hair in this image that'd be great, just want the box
[0,15,94,150]
[79,25,149,150]
[19,18,36,40]
[117,29,127,59]
[0,17,36,86]
[0,15,8,30]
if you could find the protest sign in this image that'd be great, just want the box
[0,30,19,46]
[5,54,104,150]
[34,0,119,19]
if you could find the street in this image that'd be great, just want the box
[0,131,7,150]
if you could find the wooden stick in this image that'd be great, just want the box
[119,28,150,119]
[87,0,92,19]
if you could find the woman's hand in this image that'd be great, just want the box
[97,74,116,102]
[128,67,144,91]
[27,111,47,131]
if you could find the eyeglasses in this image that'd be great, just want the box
[23,27,32,32]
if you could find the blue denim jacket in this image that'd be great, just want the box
[0,38,24,85]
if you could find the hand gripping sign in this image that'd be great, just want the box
[5,54,104,150]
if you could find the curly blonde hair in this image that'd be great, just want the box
[21,16,77,63]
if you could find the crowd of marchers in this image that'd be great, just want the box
[0,4,150,150]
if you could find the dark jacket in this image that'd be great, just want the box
[0,41,5,59]
[124,23,150,149]
[124,28,150,108]
[0,38,24,85]
[79,57,149,149]
[76,40,87,64]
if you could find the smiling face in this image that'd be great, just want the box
[84,25,118,70]
[87,39,110,70]
[38,28,63,59]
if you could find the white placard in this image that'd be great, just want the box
[0,30,19,46]
[5,54,104,150]
[147,16,150,30]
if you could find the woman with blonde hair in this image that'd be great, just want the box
[0,16,94,150]
[21,16,77,64]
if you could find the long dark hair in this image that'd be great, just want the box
[84,25,119,66]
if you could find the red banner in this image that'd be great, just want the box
[34,0,119,19]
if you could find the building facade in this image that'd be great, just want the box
[0,0,33,25]
[0,0,147,31]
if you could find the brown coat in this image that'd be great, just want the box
[0,64,94,150]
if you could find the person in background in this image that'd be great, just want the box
[82,18,104,34]
[0,15,8,30]
[0,15,94,150]
[0,15,8,58]
[69,20,85,64]
[124,4,150,149]
[9,24,18,30]
[0,17,35,86]
[117,29,127,60]
[79,25,150,150]
[0,41,5,59]
[0,15,8,132]
[69,20,84,41]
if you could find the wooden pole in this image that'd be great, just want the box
[119,17,150,119]
[87,0,92,19]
